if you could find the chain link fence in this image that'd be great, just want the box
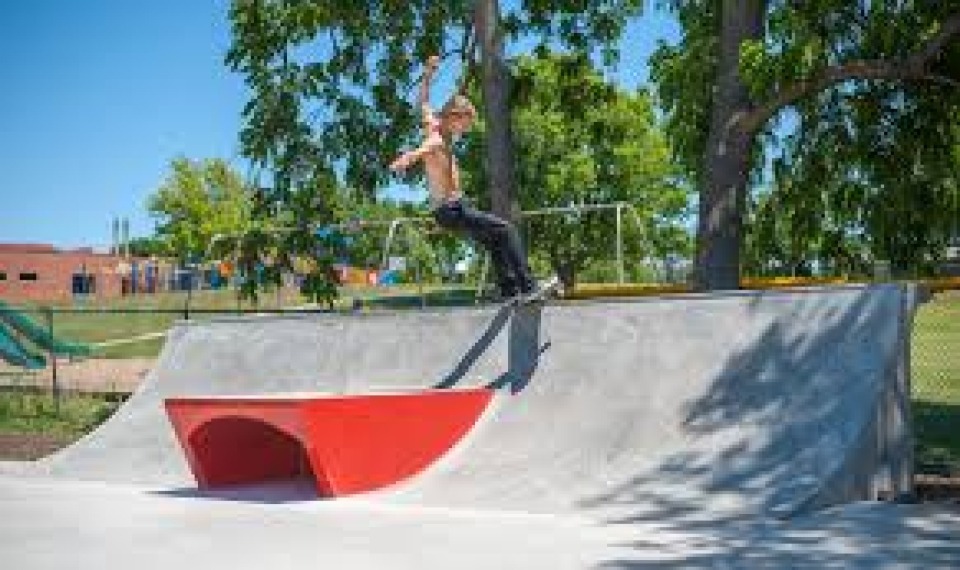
[911,290,960,476]
[0,288,310,395]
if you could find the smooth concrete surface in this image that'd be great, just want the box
[1,475,957,569]
[379,284,911,519]
[2,284,956,568]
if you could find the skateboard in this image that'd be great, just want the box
[510,275,564,306]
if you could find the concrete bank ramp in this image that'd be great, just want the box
[3,284,915,519]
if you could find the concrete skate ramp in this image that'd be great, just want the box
[7,306,521,484]
[4,284,915,519]
[380,284,916,519]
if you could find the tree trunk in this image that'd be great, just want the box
[697,130,753,290]
[695,0,764,290]
[475,0,519,223]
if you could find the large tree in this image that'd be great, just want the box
[126,236,171,258]
[225,0,643,221]
[460,52,690,287]
[147,157,252,263]
[475,0,517,221]
[652,2,960,289]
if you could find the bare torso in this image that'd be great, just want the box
[421,123,462,207]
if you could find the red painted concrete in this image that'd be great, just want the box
[185,416,311,487]
[164,389,493,496]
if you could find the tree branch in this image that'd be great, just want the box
[739,12,960,135]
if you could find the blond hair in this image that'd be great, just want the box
[440,94,477,118]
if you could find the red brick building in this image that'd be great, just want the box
[0,244,158,303]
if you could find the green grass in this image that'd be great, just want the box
[0,391,123,438]
[9,285,478,358]
[11,288,310,359]
[911,290,960,473]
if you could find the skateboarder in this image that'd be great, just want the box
[388,55,559,302]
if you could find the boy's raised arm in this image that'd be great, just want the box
[389,55,443,173]
[419,55,441,123]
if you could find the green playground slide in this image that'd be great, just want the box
[0,300,91,357]
[0,321,46,369]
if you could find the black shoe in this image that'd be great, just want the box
[519,275,562,303]
[481,287,518,303]
[497,288,521,302]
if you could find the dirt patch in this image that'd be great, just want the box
[0,358,154,393]
[0,432,77,461]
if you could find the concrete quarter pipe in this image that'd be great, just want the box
[2,284,915,522]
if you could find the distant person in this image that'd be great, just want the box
[388,55,558,302]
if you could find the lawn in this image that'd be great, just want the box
[0,390,123,438]
[11,288,310,359]
[9,285,479,358]
[911,290,960,473]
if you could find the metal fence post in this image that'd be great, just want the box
[382,220,401,271]
[45,306,60,414]
[475,253,490,303]
[183,264,193,321]
[616,203,625,284]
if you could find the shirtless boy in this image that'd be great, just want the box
[389,55,556,301]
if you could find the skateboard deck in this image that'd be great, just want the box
[511,275,563,306]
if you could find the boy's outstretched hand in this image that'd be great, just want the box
[389,152,414,173]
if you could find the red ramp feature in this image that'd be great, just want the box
[164,389,493,496]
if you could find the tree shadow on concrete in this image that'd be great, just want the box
[434,303,551,395]
[576,288,917,565]
[593,503,960,568]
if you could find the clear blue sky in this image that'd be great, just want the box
[0,1,678,249]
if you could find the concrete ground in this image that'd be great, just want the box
[1,475,957,569]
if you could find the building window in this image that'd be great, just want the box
[0,271,6,281]
[19,272,38,282]
[72,273,96,296]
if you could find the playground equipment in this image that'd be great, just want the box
[0,300,91,358]
[0,321,46,370]
[204,200,655,308]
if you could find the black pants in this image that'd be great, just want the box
[433,200,535,295]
